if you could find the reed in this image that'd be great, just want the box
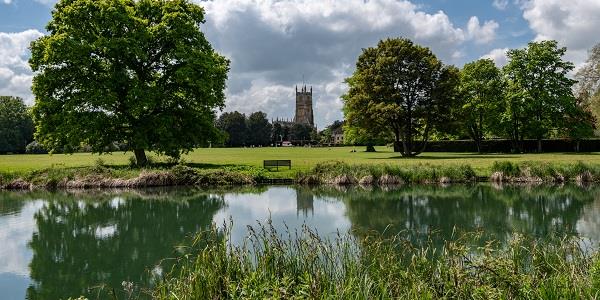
[154,222,599,299]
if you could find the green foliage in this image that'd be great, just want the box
[319,120,344,144]
[271,122,284,144]
[491,161,521,177]
[155,223,598,299]
[217,111,248,147]
[502,40,577,152]
[490,160,600,182]
[290,123,313,142]
[342,38,460,157]
[298,161,476,184]
[29,0,229,165]
[0,96,34,153]
[459,59,504,151]
[246,111,272,146]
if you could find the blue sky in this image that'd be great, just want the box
[1,0,599,128]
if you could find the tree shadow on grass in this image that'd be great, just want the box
[103,162,239,170]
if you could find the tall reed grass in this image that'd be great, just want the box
[490,161,600,183]
[154,221,600,299]
[297,161,478,185]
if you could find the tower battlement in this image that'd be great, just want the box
[294,85,314,127]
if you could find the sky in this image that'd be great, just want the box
[1,0,600,128]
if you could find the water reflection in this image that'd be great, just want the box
[0,184,598,299]
[333,185,597,248]
[23,189,224,299]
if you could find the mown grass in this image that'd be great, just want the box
[2,146,600,178]
[3,158,600,189]
[153,222,600,299]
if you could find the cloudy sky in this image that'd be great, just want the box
[1,0,600,128]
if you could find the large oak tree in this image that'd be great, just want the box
[30,0,229,165]
[342,38,459,156]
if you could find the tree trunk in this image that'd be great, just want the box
[134,149,148,166]
[537,138,542,153]
[366,143,376,152]
[393,131,402,152]
[475,138,481,153]
[576,140,581,153]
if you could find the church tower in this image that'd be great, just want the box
[294,85,314,127]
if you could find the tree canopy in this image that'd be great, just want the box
[29,0,229,165]
[0,96,34,154]
[502,40,577,152]
[217,111,248,147]
[246,111,272,146]
[343,38,459,156]
[459,59,504,152]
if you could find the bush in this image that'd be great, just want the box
[25,141,48,154]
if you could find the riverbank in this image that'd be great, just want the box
[153,223,599,299]
[1,160,600,190]
[3,147,600,176]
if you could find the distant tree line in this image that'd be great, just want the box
[216,111,316,147]
[343,38,598,155]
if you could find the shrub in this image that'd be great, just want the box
[25,141,48,154]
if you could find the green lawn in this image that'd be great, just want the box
[1,146,600,177]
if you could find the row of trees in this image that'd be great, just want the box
[0,96,34,153]
[343,38,596,155]
[216,111,315,147]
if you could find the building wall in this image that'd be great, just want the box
[332,133,344,145]
[294,85,314,127]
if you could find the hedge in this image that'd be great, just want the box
[422,139,600,153]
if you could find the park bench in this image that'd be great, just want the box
[263,160,291,171]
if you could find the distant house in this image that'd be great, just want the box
[332,128,344,145]
[282,141,293,147]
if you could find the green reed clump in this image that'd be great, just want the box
[154,223,599,299]
[491,161,600,183]
[170,164,267,186]
[491,161,521,177]
[298,161,476,184]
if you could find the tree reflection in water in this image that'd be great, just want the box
[313,184,600,248]
[13,184,600,299]
[26,188,224,300]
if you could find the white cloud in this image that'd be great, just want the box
[33,0,56,5]
[521,0,600,67]
[493,0,509,10]
[466,16,499,44]
[199,0,499,127]
[0,29,44,104]
[481,48,510,67]
[2,0,12,4]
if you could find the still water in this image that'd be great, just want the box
[0,184,599,299]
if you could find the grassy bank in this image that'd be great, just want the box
[153,223,599,299]
[2,159,600,189]
[0,164,269,189]
[3,147,600,178]
[297,160,600,184]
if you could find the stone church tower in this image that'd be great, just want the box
[294,85,314,127]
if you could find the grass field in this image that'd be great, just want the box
[1,146,600,177]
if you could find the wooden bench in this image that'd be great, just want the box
[263,160,291,171]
